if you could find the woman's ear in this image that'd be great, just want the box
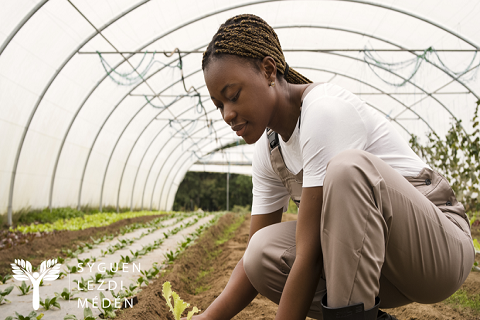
[261,56,277,82]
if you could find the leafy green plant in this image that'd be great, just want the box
[137,276,149,287]
[65,264,81,274]
[73,277,91,292]
[5,310,44,320]
[164,250,178,264]
[62,248,81,259]
[87,292,116,319]
[16,281,32,295]
[55,288,79,301]
[105,263,119,277]
[121,283,140,298]
[0,285,14,304]
[162,281,199,320]
[0,274,12,284]
[39,296,61,310]
[12,210,167,233]
[119,254,135,264]
[89,272,107,284]
[77,257,91,267]
[141,265,161,280]
[64,307,96,320]
[410,99,480,212]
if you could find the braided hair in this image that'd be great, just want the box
[202,14,311,84]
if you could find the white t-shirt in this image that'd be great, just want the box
[251,83,429,215]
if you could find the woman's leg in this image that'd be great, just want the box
[321,149,474,310]
[243,220,327,319]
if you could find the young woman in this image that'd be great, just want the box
[191,14,474,320]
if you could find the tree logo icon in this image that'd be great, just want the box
[11,259,62,310]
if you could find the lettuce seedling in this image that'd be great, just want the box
[39,296,61,310]
[5,310,44,320]
[0,274,12,284]
[64,307,96,320]
[0,285,14,304]
[162,282,199,320]
[16,281,32,295]
[55,288,79,300]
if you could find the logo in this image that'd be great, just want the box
[11,259,61,310]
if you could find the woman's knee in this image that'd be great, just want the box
[325,149,370,179]
[324,149,376,192]
[243,228,267,282]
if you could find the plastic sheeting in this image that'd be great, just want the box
[1,0,479,220]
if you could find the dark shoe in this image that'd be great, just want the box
[321,294,380,320]
[377,309,398,320]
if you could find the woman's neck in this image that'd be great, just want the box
[268,82,310,142]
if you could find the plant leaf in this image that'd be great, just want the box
[187,306,200,320]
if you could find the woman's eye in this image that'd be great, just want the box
[231,91,240,102]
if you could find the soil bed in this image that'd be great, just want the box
[116,213,480,320]
[0,214,169,277]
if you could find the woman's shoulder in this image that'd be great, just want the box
[302,83,365,113]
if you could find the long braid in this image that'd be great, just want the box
[202,14,311,84]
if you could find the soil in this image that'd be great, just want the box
[0,214,169,277]
[115,213,480,320]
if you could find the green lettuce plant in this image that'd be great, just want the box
[162,281,199,320]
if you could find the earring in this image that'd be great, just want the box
[270,81,275,87]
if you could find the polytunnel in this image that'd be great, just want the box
[1,0,479,226]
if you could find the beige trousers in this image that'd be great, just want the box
[243,150,474,319]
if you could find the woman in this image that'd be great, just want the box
[192,14,474,320]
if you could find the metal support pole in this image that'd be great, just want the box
[226,168,230,212]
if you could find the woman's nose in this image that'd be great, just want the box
[222,103,237,125]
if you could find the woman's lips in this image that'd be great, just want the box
[233,122,247,136]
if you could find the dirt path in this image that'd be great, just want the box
[118,213,480,320]
[0,214,169,277]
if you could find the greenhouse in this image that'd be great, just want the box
[0,0,479,319]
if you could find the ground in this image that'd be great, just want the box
[1,212,479,319]
[116,213,480,320]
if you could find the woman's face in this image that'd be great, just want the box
[203,55,277,144]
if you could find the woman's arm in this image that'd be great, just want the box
[275,186,324,320]
[185,208,283,320]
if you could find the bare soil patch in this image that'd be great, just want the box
[0,214,168,277]
[115,213,480,320]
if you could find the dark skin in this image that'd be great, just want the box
[182,55,324,320]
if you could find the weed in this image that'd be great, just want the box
[445,289,480,314]
[215,214,245,245]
